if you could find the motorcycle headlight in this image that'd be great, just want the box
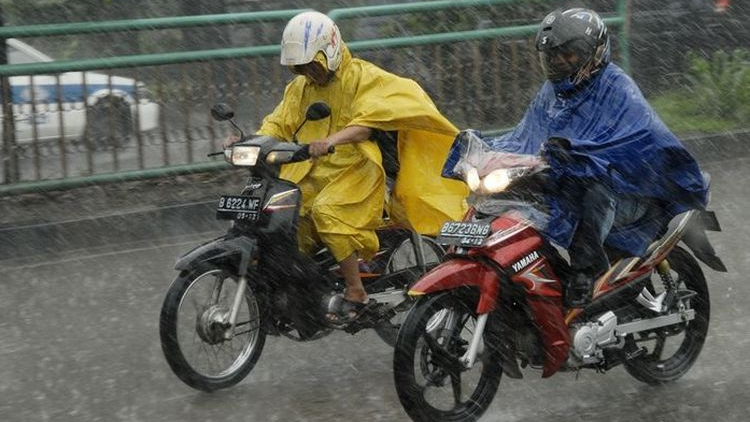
[230,145,261,166]
[467,167,513,194]
[481,169,512,193]
[466,167,481,192]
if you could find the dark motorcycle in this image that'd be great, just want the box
[159,102,444,391]
[393,130,727,422]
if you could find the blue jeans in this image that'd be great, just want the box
[568,181,652,277]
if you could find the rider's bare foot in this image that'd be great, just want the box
[344,287,368,304]
[325,294,374,324]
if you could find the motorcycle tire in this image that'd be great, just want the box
[623,246,710,385]
[86,96,133,149]
[160,263,266,391]
[374,235,445,347]
[393,291,503,422]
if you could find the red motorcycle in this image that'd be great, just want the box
[393,131,726,422]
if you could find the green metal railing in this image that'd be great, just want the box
[0,9,312,76]
[0,0,630,194]
[0,10,312,38]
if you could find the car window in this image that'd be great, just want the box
[6,39,55,64]
[8,45,41,65]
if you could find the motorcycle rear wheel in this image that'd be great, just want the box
[393,291,503,422]
[623,247,710,385]
[160,263,266,391]
[374,235,445,347]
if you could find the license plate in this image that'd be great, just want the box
[436,221,491,247]
[216,195,261,221]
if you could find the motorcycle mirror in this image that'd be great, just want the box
[211,103,235,121]
[305,102,331,121]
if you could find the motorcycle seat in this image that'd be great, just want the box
[597,210,696,286]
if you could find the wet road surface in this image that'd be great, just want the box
[1,157,749,422]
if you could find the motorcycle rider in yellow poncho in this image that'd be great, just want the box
[227,11,468,322]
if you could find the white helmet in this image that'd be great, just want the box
[280,11,343,72]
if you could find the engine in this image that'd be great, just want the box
[569,311,620,364]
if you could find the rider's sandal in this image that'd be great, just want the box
[326,295,378,325]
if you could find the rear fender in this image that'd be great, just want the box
[175,235,257,275]
[409,258,500,314]
[683,210,727,272]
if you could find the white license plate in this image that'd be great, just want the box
[436,221,491,247]
[216,195,261,221]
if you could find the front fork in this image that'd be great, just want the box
[433,308,489,370]
[459,313,489,369]
[224,275,250,339]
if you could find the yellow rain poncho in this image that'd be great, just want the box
[258,45,468,261]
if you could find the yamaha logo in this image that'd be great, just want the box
[511,251,540,273]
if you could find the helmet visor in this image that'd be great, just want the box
[538,39,593,82]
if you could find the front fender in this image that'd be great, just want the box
[175,235,257,275]
[409,258,500,314]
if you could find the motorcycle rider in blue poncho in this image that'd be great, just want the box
[445,8,709,308]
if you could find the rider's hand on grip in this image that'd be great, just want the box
[291,144,335,162]
[541,137,573,165]
[308,140,336,158]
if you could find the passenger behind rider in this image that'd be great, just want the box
[225,11,468,322]
[463,8,708,308]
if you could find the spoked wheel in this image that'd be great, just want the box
[373,235,445,347]
[624,247,710,385]
[394,291,503,422]
[160,263,266,391]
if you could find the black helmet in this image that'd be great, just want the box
[535,8,610,84]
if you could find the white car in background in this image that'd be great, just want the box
[2,38,159,145]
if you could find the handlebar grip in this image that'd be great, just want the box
[291,144,336,162]
[291,144,312,161]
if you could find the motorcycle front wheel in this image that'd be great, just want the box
[623,246,710,384]
[159,263,266,391]
[393,291,503,422]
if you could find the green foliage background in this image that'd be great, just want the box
[651,49,750,134]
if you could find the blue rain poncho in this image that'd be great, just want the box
[444,63,709,256]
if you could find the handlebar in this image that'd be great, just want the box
[290,144,336,161]
[206,143,335,161]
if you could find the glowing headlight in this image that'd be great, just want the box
[481,169,512,193]
[230,145,261,166]
[466,167,512,194]
[466,167,481,192]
